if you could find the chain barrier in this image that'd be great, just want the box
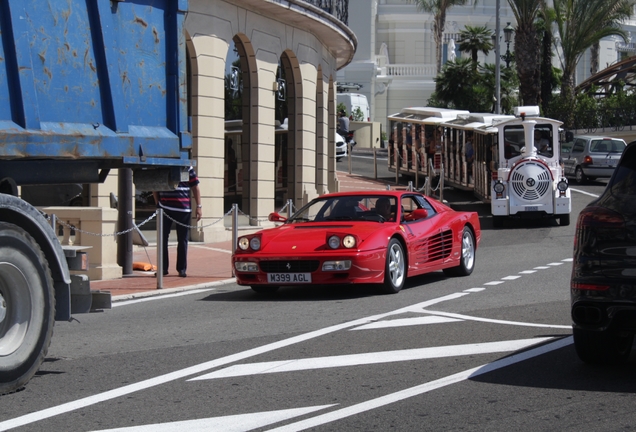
[49,212,157,238]
[428,159,441,192]
[45,201,295,239]
[162,208,232,230]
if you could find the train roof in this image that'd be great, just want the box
[387,107,469,123]
[445,113,515,129]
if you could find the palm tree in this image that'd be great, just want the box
[431,58,520,113]
[409,0,470,74]
[457,25,494,71]
[550,0,632,126]
[507,0,542,106]
[433,58,478,108]
[537,7,559,114]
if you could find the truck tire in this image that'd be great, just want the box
[0,222,55,394]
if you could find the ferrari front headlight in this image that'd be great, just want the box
[328,235,340,249]
[342,235,356,249]
[238,237,250,250]
[250,237,261,251]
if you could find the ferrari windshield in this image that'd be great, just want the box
[289,195,398,223]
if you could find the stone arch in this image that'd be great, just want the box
[224,33,258,218]
[278,49,303,208]
[315,65,327,194]
[328,74,338,192]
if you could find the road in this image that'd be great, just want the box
[2,155,635,432]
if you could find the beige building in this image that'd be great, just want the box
[182,0,356,243]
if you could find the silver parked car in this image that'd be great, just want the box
[561,135,626,184]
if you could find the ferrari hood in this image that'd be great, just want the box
[257,223,388,253]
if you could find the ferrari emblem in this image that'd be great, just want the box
[292,245,296,249]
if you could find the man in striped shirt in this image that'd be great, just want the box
[153,167,202,277]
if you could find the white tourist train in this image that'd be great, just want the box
[387,105,572,226]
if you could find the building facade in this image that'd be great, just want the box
[339,0,636,128]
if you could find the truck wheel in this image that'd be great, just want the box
[573,327,633,365]
[0,222,55,394]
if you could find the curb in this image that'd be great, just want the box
[111,277,237,302]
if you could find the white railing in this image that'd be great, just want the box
[377,63,437,79]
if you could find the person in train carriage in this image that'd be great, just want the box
[465,132,475,180]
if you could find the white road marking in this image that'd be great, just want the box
[190,338,553,380]
[569,187,599,198]
[519,270,537,274]
[548,262,564,266]
[464,288,485,292]
[484,281,505,286]
[0,293,468,431]
[91,405,336,432]
[193,245,233,254]
[533,266,550,270]
[421,310,571,329]
[562,258,573,262]
[265,337,573,432]
[501,275,521,280]
[351,316,461,330]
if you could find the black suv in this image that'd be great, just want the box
[571,141,636,363]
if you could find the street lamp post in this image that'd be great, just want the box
[495,0,501,114]
[502,22,515,68]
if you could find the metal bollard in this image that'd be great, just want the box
[373,148,378,179]
[232,203,238,276]
[287,199,293,219]
[156,208,163,289]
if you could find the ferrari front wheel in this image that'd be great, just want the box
[443,226,475,277]
[382,239,405,294]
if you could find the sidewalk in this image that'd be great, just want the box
[91,167,397,302]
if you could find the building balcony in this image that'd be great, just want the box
[375,63,437,81]
[302,0,349,26]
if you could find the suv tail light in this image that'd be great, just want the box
[574,206,625,250]
[576,206,625,228]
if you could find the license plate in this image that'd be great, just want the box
[524,206,538,211]
[608,159,617,167]
[267,273,312,284]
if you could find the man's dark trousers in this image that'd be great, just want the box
[161,209,191,274]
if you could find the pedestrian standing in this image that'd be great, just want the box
[337,109,350,137]
[153,167,202,277]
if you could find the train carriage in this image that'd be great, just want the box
[387,108,468,187]
[442,113,514,196]
[388,106,572,226]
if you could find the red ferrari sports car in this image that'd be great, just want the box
[232,191,481,294]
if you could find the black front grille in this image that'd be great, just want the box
[260,260,320,273]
